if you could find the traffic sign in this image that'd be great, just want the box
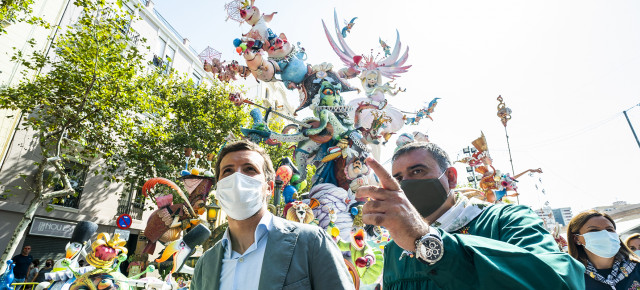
[116,214,132,229]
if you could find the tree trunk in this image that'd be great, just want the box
[0,156,74,274]
[0,194,42,274]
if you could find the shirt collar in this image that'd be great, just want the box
[221,212,273,256]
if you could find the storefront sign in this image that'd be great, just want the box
[29,217,76,238]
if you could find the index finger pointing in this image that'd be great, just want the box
[365,156,400,191]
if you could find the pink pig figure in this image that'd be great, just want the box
[239,0,278,49]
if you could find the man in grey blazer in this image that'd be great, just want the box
[192,140,354,290]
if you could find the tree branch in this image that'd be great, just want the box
[41,188,75,200]
[54,128,66,157]
[34,157,47,198]
[45,12,101,139]
[40,159,75,201]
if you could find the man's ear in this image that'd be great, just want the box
[267,180,275,196]
[446,167,457,189]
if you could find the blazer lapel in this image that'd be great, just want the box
[258,217,299,289]
[206,243,224,290]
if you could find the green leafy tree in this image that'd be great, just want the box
[119,70,249,199]
[0,0,49,34]
[0,0,144,268]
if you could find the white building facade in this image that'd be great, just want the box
[0,0,289,269]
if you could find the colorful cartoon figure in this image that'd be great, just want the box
[344,154,372,193]
[457,133,542,203]
[237,0,281,50]
[241,64,362,187]
[342,17,357,38]
[325,208,341,241]
[284,201,315,224]
[203,58,224,75]
[154,224,211,275]
[379,38,391,57]
[395,131,429,150]
[551,224,568,252]
[0,260,14,290]
[141,177,210,254]
[61,233,134,290]
[324,10,410,145]
[337,204,383,288]
[404,97,441,125]
[309,183,356,242]
[51,221,97,273]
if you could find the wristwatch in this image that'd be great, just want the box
[414,227,444,265]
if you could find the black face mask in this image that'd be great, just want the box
[400,172,448,218]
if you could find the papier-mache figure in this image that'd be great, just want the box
[51,221,98,272]
[323,10,410,145]
[337,203,383,288]
[456,132,542,203]
[283,201,314,224]
[395,131,429,150]
[141,177,207,254]
[65,232,134,290]
[154,224,211,275]
[43,221,98,290]
[309,183,356,242]
[0,260,14,290]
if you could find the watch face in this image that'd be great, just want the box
[419,237,443,262]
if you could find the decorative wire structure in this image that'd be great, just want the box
[198,46,222,64]
[224,0,245,24]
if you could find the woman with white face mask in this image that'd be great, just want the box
[568,210,640,289]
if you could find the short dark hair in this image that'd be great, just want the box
[215,140,275,183]
[392,142,451,172]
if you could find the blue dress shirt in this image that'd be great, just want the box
[219,213,273,290]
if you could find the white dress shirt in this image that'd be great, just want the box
[219,212,273,290]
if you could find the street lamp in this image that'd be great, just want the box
[203,198,221,250]
[273,179,283,216]
[206,198,220,229]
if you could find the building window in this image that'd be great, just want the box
[192,72,201,85]
[156,36,167,59]
[153,36,167,69]
[165,46,176,72]
[117,182,145,220]
[50,161,89,209]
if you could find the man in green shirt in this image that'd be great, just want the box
[356,142,585,289]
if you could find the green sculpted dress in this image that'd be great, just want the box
[383,204,585,290]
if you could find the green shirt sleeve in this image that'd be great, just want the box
[383,204,585,290]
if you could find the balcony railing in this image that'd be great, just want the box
[117,194,144,220]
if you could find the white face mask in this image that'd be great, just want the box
[579,230,621,258]
[634,250,640,257]
[216,172,266,220]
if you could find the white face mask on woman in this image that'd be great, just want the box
[578,230,621,258]
[216,172,266,220]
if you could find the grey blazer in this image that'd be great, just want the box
[191,216,355,290]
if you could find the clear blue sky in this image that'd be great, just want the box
[150,0,640,213]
